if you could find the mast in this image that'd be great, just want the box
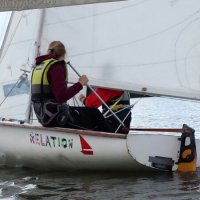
[25,9,46,124]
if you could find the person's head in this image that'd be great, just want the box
[47,41,66,60]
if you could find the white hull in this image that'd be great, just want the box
[0,121,148,171]
[0,121,199,171]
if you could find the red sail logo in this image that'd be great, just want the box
[79,135,93,155]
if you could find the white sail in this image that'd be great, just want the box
[38,0,200,101]
[0,0,125,12]
[0,9,85,120]
[0,10,43,119]
[1,0,200,120]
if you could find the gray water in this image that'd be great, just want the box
[1,97,200,200]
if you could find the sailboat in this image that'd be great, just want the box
[0,0,199,171]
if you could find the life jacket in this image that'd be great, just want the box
[31,58,70,126]
[31,58,67,102]
[102,91,130,113]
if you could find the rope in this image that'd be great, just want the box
[67,61,126,128]
[72,96,80,107]
[0,80,20,107]
[0,12,24,64]
[115,106,132,133]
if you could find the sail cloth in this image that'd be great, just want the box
[0,0,125,11]
[1,0,200,120]
[39,0,200,101]
[0,10,42,119]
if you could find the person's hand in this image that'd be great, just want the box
[79,94,86,102]
[79,75,88,85]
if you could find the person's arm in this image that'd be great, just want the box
[48,64,83,103]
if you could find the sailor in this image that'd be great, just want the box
[79,88,132,134]
[31,41,113,132]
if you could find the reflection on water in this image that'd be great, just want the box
[0,169,200,200]
[0,97,199,199]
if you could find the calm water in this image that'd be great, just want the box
[1,97,200,200]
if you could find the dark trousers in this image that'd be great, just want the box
[64,107,113,132]
[34,102,113,133]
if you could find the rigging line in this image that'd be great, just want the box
[45,0,149,25]
[74,97,80,106]
[104,95,145,120]
[0,11,32,64]
[0,79,21,107]
[72,96,80,106]
[68,61,125,127]
[69,8,200,58]
[103,95,122,117]
[0,13,10,43]
[0,12,24,64]
[0,12,12,61]
[105,104,134,119]
[72,97,76,106]
[105,95,147,132]
[4,11,34,47]
[115,106,133,133]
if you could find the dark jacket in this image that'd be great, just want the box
[35,54,82,103]
[32,54,83,126]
